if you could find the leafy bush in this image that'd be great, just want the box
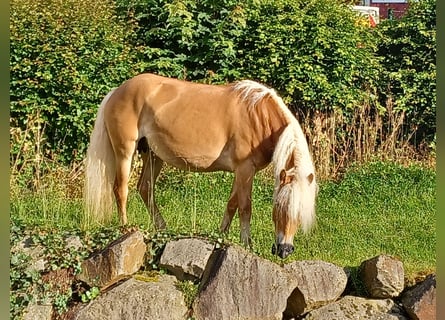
[234,0,382,113]
[10,0,435,166]
[115,0,247,81]
[377,0,436,143]
[117,0,382,112]
[10,0,146,162]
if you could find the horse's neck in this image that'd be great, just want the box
[246,100,291,167]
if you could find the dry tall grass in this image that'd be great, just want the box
[299,99,434,180]
[10,113,84,200]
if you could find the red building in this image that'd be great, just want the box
[361,0,409,19]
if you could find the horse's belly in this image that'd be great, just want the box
[139,88,237,171]
[146,133,233,172]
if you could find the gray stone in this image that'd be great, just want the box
[304,295,408,320]
[283,260,348,317]
[77,230,146,289]
[26,258,46,273]
[159,238,214,281]
[23,304,53,320]
[12,236,35,252]
[193,245,299,320]
[65,235,83,251]
[360,255,405,298]
[12,236,47,273]
[401,274,436,320]
[74,276,188,320]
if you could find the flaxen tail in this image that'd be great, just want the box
[83,89,116,228]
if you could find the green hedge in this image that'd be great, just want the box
[377,0,436,143]
[10,0,146,162]
[114,0,248,81]
[116,0,382,111]
[10,0,436,163]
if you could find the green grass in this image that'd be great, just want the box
[10,160,436,280]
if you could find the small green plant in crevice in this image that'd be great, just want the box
[144,230,177,271]
[50,288,73,314]
[343,266,367,297]
[176,280,199,309]
[9,259,39,319]
[80,286,100,303]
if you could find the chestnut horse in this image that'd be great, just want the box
[84,73,317,258]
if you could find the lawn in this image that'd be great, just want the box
[11,160,436,277]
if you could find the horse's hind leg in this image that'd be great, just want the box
[137,141,165,230]
[113,141,136,225]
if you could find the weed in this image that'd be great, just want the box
[301,102,435,180]
[80,287,100,303]
[176,280,199,309]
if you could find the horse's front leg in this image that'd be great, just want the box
[221,161,255,247]
[220,183,238,234]
[237,168,255,247]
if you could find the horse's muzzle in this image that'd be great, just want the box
[271,243,294,259]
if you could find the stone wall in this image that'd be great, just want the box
[21,231,436,320]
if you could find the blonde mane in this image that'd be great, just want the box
[232,79,316,234]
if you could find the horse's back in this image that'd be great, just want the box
[102,73,286,172]
[105,73,243,171]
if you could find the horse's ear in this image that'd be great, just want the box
[280,169,294,186]
[307,173,314,184]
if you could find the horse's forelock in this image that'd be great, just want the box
[272,124,317,234]
[274,179,298,219]
[273,171,316,234]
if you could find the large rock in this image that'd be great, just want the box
[360,254,405,298]
[283,260,348,317]
[401,274,436,320]
[304,295,408,320]
[74,276,188,320]
[23,304,53,320]
[77,231,146,289]
[193,245,298,320]
[159,238,214,281]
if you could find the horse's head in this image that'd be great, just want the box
[271,164,317,259]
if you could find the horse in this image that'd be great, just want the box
[83,73,317,258]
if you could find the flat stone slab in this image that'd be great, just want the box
[159,238,214,281]
[77,230,146,289]
[304,295,408,320]
[74,276,188,320]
